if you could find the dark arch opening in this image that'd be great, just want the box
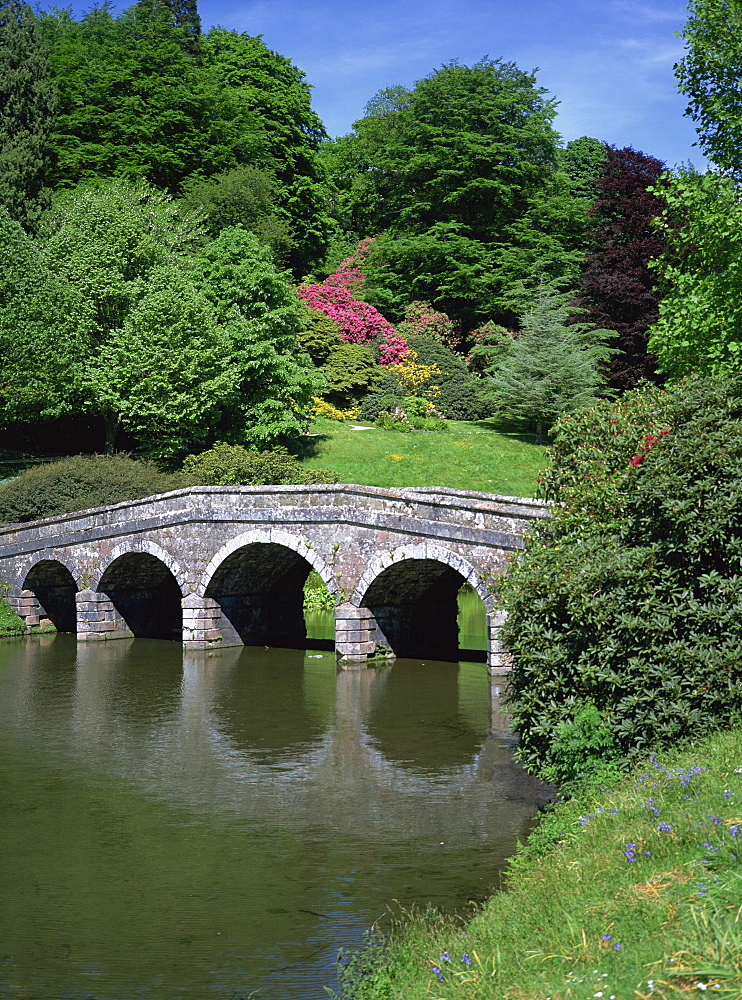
[205,543,315,648]
[99,553,183,640]
[363,559,486,662]
[22,560,78,632]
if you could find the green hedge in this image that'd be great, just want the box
[500,376,742,782]
[182,442,335,486]
[0,454,183,523]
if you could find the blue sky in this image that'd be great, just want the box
[67,0,705,169]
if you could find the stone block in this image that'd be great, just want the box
[336,640,375,656]
[335,629,370,643]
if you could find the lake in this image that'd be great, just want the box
[0,593,547,999]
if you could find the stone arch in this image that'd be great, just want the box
[97,543,186,641]
[198,529,336,648]
[198,528,336,598]
[21,557,80,632]
[353,543,495,613]
[91,539,187,595]
[354,543,495,662]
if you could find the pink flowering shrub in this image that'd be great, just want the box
[296,240,406,364]
[396,301,460,350]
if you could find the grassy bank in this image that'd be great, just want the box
[0,593,25,636]
[336,725,742,999]
[301,417,547,496]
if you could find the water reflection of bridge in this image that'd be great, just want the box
[0,485,547,672]
[8,636,549,842]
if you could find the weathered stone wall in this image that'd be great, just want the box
[0,485,548,672]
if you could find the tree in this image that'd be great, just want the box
[203,27,332,274]
[492,137,608,322]
[487,285,609,441]
[180,164,292,255]
[90,268,236,460]
[39,2,254,192]
[0,0,56,232]
[574,146,667,390]
[675,0,742,175]
[0,210,89,425]
[38,178,212,451]
[190,227,322,446]
[323,59,561,328]
[648,168,742,378]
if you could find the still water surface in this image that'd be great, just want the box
[0,601,547,1000]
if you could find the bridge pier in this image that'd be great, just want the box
[335,603,390,666]
[76,589,131,641]
[488,610,511,675]
[181,595,222,649]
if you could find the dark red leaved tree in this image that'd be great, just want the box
[575,145,667,390]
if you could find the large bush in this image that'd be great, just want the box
[181,442,335,486]
[404,335,492,420]
[500,377,742,781]
[0,454,183,523]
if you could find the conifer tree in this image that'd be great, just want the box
[0,0,56,232]
[487,285,610,441]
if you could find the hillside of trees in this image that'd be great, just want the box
[0,0,734,466]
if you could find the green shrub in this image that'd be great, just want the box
[182,441,336,486]
[404,335,492,420]
[500,375,742,780]
[321,343,377,405]
[358,392,403,422]
[0,454,183,523]
[296,304,343,365]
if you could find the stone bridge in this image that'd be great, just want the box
[0,484,547,673]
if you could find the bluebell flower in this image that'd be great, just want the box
[432,965,445,982]
[461,953,471,966]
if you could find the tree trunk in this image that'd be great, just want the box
[103,411,119,455]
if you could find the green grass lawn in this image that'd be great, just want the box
[300,417,548,497]
[335,725,742,1000]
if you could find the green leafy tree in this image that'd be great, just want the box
[326,59,560,328]
[40,2,254,191]
[0,210,88,424]
[648,168,742,377]
[203,27,332,274]
[0,0,56,231]
[190,226,322,446]
[675,0,742,175]
[487,285,610,440]
[90,269,236,461]
[180,164,292,254]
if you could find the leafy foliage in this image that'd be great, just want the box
[181,441,335,486]
[181,165,292,255]
[648,169,742,378]
[0,453,183,522]
[500,376,742,780]
[574,145,667,390]
[487,284,610,440]
[203,26,332,274]
[0,210,89,423]
[296,304,343,365]
[321,343,377,405]
[40,1,244,192]
[0,0,55,232]
[403,335,491,420]
[675,0,742,175]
